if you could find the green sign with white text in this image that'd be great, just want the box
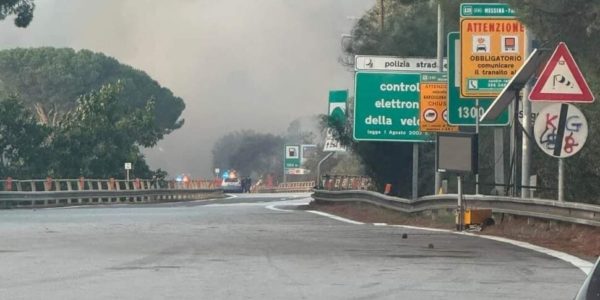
[284,145,300,168]
[460,3,516,17]
[329,90,347,124]
[353,72,431,142]
[448,32,508,126]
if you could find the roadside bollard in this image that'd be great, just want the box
[45,177,53,191]
[109,178,116,191]
[78,177,85,190]
[6,177,13,191]
[384,183,392,195]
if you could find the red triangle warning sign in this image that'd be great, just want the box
[530,42,594,103]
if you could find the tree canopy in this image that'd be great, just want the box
[0,47,185,133]
[0,0,34,27]
[0,95,49,178]
[48,83,160,178]
[0,83,162,179]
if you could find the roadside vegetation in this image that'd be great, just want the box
[0,48,184,179]
[329,0,600,204]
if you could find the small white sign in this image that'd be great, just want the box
[124,162,132,170]
[355,56,447,72]
[323,128,347,152]
[285,168,310,175]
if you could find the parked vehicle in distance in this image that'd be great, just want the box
[221,170,243,193]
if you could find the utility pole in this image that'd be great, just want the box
[434,3,444,194]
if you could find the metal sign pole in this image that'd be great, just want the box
[558,158,564,202]
[475,98,480,194]
[512,90,520,197]
[434,2,444,194]
[316,152,334,188]
[457,175,463,231]
[412,144,419,200]
[126,169,130,182]
[521,33,533,198]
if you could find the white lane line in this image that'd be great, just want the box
[390,224,453,233]
[373,223,388,226]
[265,205,294,212]
[306,211,594,275]
[458,232,594,275]
[305,210,364,225]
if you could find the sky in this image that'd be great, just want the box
[0,0,372,177]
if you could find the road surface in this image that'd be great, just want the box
[0,193,586,299]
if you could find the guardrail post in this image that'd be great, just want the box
[67,180,73,191]
[5,177,13,191]
[44,177,50,191]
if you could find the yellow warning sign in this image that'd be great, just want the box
[460,18,526,98]
[420,73,458,133]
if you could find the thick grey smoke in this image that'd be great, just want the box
[0,0,371,177]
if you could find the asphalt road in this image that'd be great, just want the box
[0,193,586,299]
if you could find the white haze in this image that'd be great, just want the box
[0,0,371,177]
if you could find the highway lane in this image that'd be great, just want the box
[0,193,586,299]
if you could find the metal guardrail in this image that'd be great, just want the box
[255,181,315,193]
[312,190,600,227]
[0,178,220,192]
[0,178,223,208]
[319,175,373,190]
[0,189,223,208]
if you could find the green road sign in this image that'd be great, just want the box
[284,145,301,168]
[329,90,347,124]
[447,32,508,126]
[460,3,516,17]
[354,72,431,142]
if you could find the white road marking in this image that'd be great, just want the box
[305,210,364,225]
[265,205,294,212]
[458,231,594,275]
[305,210,594,275]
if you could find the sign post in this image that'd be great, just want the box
[447,32,509,126]
[325,90,348,152]
[533,103,588,202]
[529,42,593,201]
[529,42,595,103]
[124,162,132,181]
[284,145,300,182]
[354,72,431,142]
[355,56,447,72]
[460,3,526,98]
[419,72,458,133]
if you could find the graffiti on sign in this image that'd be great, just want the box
[534,103,587,158]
